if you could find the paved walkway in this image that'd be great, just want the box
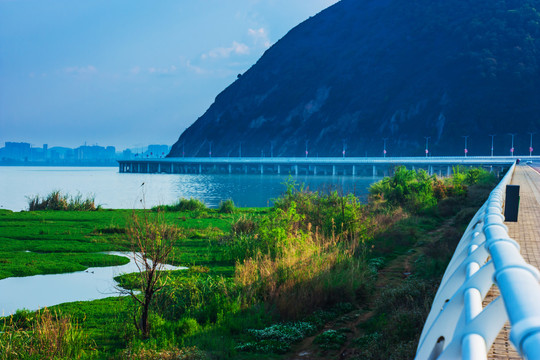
[487,165,540,359]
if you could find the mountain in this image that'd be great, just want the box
[169,0,540,158]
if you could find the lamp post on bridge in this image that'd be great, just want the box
[305,140,309,158]
[529,132,535,157]
[270,141,274,158]
[424,136,430,158]
[208,141,212,158]
[342,140,346,158]
[489,134,495,157]
[463,135,469,157]
[238,142,242,158]
[509,133,516,157]
[383,138,388,158]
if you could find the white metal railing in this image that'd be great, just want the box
[416,162,540,359]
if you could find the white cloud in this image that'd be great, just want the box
[248,27,271,48]
[184,60,207,75]
[202,41,250,60]
[130,66,141,75]
[64,65,97,74]
[147,65,177,74]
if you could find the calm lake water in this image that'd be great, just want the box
[0,166,381,211]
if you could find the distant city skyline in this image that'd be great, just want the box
[0,0,338,150]
[0,141,171,165]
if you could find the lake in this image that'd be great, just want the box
[0,166,382,211]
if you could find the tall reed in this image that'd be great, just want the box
[27,191,97,211]
[0,308,95,359]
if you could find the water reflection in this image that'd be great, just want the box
[0,252,183,316]
[0,166,381,211]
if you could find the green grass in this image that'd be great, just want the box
[0,208,265,279]
[0,169,499,359]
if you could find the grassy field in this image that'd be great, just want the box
[0,168,500,359]
[0,207,267,279]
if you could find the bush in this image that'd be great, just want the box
[153,198,206,212]
[218,199,235,214]
[231,216,258,235]
[236,322,317,354]
[152,274,237,325]
[369,166,496,215]
[27,191,97,211]
[314,329,348,350]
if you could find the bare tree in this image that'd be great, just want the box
[123,210,179,338]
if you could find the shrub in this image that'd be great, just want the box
[314,329,348,350]
[236,322,317,354]
[27,191,97,211]
[152,274,237,325]
[218,199,235,214]
[153,198,206,212]
[231,216,258,235]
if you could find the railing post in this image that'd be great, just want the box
[414,162,540,359]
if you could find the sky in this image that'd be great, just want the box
[0,0,339,150]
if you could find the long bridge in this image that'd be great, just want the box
[117,156,532,177]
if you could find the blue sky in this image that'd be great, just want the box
[0,0,338,150]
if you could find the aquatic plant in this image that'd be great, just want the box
[27,191,98,211]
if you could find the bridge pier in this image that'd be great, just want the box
[260,164,264,174]
[199,164,202,174]
[373,165,377,177]
[352,165,356,176]
[294,165,298,175]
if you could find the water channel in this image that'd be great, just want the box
[0,252,183,316]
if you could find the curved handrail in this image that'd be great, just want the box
[416,162,540,359]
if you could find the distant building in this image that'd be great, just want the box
[75,145,116,161]
[0,142,167,165]
[3,142,31,161]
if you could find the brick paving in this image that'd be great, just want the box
[487,165,540,359]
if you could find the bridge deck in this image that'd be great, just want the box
[487,165,540,359]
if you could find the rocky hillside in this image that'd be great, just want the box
[169,0,540,157]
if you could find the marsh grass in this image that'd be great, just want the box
[27,191,98,211]
[152,199,206,212]
[217,199,236,214]
[0,308,96,360]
